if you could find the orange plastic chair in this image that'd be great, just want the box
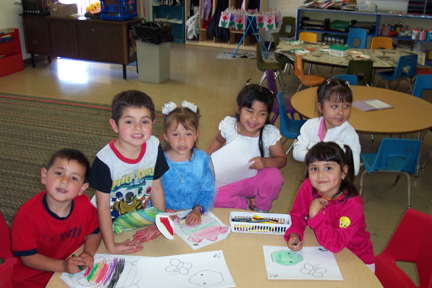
[375,209,432,288]
[0,211,18,288]
[294,54,325,92]
[371,37,393,50]
[298,32,318,42]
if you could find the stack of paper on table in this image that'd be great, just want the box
[352,99,393,112]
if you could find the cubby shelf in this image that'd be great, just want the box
[152,4,185,43]
[184,0,266,50]
[0,28,24,78]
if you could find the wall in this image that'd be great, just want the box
[1,1,30,59]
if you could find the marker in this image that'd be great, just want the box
[72,254,84,271]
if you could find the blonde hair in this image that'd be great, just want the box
[162,106,200,151]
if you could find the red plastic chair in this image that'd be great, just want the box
[0,211,17,288]
[265,70,303,124]
[375,209,432,288]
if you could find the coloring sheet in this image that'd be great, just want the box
[263,246,343,281]
[60,251,236,288]
[60,254,149,288]
[175,210,230,250]
[139,250,236,288]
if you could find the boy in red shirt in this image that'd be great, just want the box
[12,149,101,288]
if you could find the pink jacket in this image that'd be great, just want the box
[284,178,375,265]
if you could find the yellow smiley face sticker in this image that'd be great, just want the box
[339,216,351,228]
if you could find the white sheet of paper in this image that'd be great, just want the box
[139,250,236,288]
[60,254,150,288]
[211,137,258,187]
[364,99,392,109]
[263,246,343,281]
[175,210,230,250]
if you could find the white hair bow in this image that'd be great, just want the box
[182,100,197,113]
[162,102,177,115]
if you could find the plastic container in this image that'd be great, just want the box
[133,22,174,45]
[329,44,349,57]
[229,212,291,235]
[100,0,137,21]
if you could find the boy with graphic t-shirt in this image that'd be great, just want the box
[88,90,168,255]
[12,149,101,288]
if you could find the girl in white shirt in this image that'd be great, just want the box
[293,78,361,175]
[206,82,287,212]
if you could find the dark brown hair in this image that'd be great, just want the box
[111,90,155,124]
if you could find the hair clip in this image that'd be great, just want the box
[333,140,346,153]
[182,100,198,113]
[162,102,177,115]
[345,81,350,87]
[326,79,331,85]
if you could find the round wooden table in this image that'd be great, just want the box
[46,208,382,288]
[291,86,432,134]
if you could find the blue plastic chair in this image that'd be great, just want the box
[346,28,368,49]
[276,92,306,155]
[266,70,303,124]
[412,74,432,169]
[412,74,432,98]
[332,74,358,85]
[377,54,418,93]
[360,138,421,208]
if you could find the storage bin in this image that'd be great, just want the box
[229,212,291,235]
[22,0,50,15]
[100,0,138,21]
[329,44,349,57]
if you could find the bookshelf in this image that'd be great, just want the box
[0,28,24,78]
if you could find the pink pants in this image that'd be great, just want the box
[214,167,284,211]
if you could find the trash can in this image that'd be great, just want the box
[133,22,174,84]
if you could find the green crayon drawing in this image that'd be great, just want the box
[271,250,303,266]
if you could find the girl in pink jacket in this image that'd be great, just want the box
[284,142,375,272]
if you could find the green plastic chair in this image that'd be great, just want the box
[268,17,296,50]
[347,60,373,86]
[256,43,284,86]
[274,36,293,75]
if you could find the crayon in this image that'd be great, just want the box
[72,254,84,271]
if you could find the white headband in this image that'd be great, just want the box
[307,140,346,153]
[162,101,198,115]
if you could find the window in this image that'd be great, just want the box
[59,0,99,13]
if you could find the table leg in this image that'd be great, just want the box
[123,65,127,80]
[31,54,35,68]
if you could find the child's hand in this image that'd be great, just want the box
[109,238,144,255]
[309,198,328,219]
[133,225,161,242]
[63,256,86,274]
[186,210,202,226]
[287,233,303,251]
[79,252,94,269]
[248,157,266,170]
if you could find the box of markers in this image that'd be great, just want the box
[229,212,291,235]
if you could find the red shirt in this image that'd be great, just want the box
[284,179,375,265]
[12,191,99,288]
